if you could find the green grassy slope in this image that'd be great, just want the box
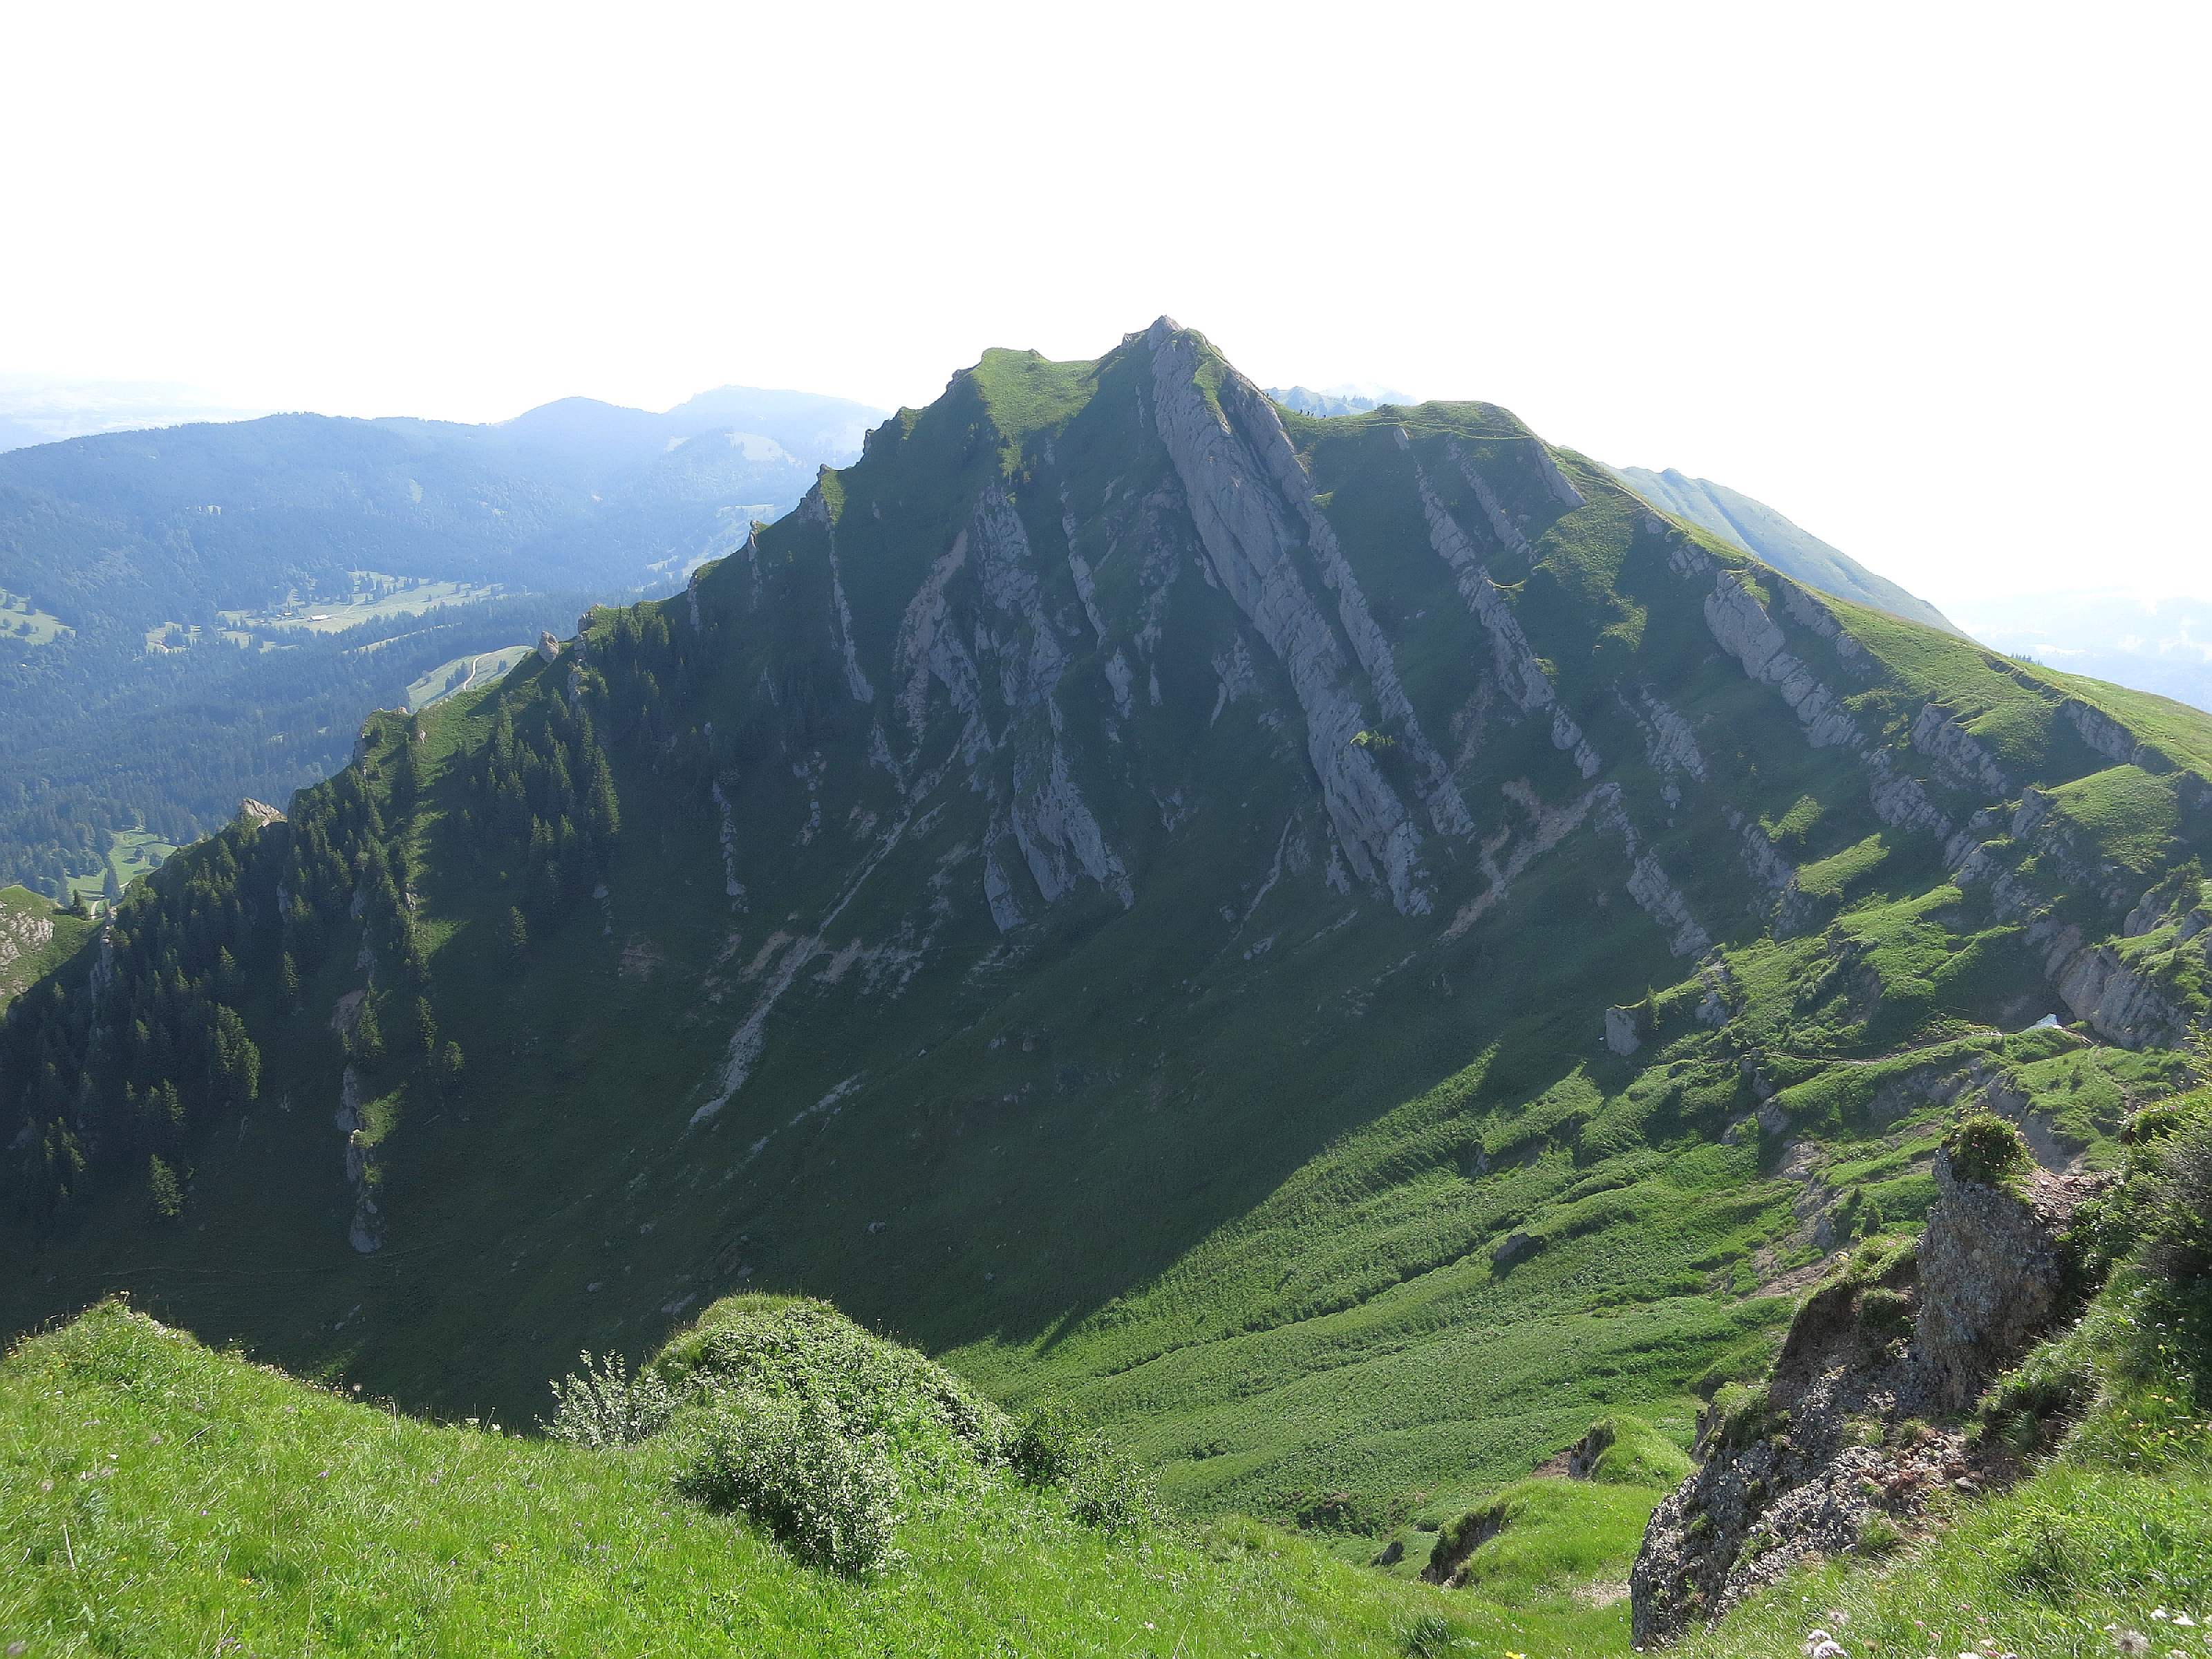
[6,1271,2206,1658]
[1606,464,1960,636]
[6,319,2211,1561]
[0,885,92,1006]
[0,1299,1505,1658]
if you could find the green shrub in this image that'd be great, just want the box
[1011,1398,1155,1533]
[1066,1443,1157,1535]
[656,1295,1011,1474]
[1009,1396,1087,1485]
[1947,1112,2031,1190]
[679,1391,904,1577]
[2142,1106,2212,1293]
[2069,1093,2212,1376]
[147,1154,184,1220]
[543,1349,673,1447]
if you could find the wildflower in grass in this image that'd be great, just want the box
[1807,1633,1847,1659]
[2120,1633,2155,1656]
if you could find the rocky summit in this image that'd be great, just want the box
[5,318,2210,1559]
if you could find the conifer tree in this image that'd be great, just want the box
[351,993,384,1067]
[147,1155,184,1220]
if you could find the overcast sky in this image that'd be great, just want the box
[4,1,2204,608]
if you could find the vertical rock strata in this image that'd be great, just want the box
[665,315,2209,1143]
[1145,322,1434,913]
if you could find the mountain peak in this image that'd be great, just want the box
[6,321,2209,1563]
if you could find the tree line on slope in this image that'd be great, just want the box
[0,601,679,1229]
[0,590,590,896]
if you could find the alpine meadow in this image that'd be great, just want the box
[5,319,2211,1657]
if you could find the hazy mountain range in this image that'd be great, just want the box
[0,385,883,893]
[0,375,271,453]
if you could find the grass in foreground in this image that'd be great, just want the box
[0,1302,1529,1658]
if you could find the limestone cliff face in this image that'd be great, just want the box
[1146,324,1433,912]
[653,317,2212,1147]
[0,907,54,980]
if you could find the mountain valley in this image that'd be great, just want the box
[0,385,883,896]
[8,316,2210,1513]
[3,321,2210,1653]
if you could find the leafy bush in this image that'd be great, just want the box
[679,1391,904,1577]
[1066,1444,1158,1535]
[1946,1112,2031,1191]
[147,1154,184,1219]
[656,1295,1010,1475]
[2070,1093,2212,1377]
[1011,1398,1156,1533]
[543,1349,673,1447]
[1009,1396,1088,1485]
[2141,1105,2212,1295]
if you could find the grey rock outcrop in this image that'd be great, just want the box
[1910,704,2010,796]
[2052,941,2189,1048]
[0,906,55,978]
[1911,1150,2074,1410]
[1009,742,1134,910]
[1597,788,1712,957]
[888,514,990,769]
[335,1065,384,1255]
[1684,555,1862,751]
[1629,1155,2096,1644]
[1416,465,1582,749]
[1622,686,1708,783]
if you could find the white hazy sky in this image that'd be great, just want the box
[3,1,2206,608]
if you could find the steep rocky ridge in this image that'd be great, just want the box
[5,320,2210,1544]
